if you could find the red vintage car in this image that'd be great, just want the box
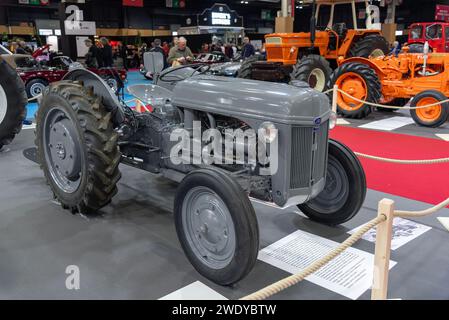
[1,54,127,98]
[408,22,449,53]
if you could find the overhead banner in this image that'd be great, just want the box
[436,4,449,22]
[123,0,144,7]
[18,0,50,5]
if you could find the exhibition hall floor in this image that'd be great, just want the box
[0,72,448,300]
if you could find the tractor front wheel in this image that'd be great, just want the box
[290,54,332,92]
[0,59,27,149]
[35,81,122,214]
[174,167,259,285]
[329,63,381,119]
[410,90,449,128]
[298,139,366,226]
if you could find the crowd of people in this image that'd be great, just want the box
[199,36,257,60]
[82,35,260,70]
[11,41,34,55]
[84,37,114,68]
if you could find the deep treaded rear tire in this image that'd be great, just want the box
[290,54,332,92]
[349,34,389,58]
[237,55,265,79]
[35,81,121,214]
[329,62,381,119]
[0,59,27,148]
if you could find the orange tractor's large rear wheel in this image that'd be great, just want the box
[410,90,449,128]
[329,63,381,119]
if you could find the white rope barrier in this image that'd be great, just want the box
[323,88,449,110]
[354,152,449,165]
[27,94,42,102]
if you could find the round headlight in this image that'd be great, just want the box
[259,122,278,143]
[329,111,338,130]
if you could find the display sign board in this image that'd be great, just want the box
[436,4,449,22]
[182,3,243,27]
[64,4,96,36]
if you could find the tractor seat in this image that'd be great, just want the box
[332,23,348,40]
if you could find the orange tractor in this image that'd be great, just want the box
[330,44,449,127]
[238,0,389,92]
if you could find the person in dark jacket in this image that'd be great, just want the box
[100,37,114,68]
[150,38,168,69]
[84,39,99,68]
[242,36,255,59]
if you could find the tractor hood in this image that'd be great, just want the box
[171,75,330,125]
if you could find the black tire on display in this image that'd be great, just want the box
[349,35,389,58]
[35,81,122,214]
[237,55,265,79]
[26,78,49,99]
[329,62,381,119]
[410,90,449,128]
[290,54,333,92]
[174,167,259,285]
[0,58,27,149]
[298,139,366,226]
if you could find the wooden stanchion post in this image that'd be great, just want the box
[332,84,338,113]
[371,198,395,300]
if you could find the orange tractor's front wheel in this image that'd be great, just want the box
[410,90,449,128]
[329,63,381,119]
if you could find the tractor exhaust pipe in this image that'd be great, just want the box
[422,41,429,75]
[310,0,317,51]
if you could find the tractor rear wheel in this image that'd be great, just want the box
[329,62,381,119]
[0,59,27,150]
[174,167,259,285]
[349,35,389,58]
[290,54,332,92]
[237,55,265,79]
[35,81,122,214]
[410,90,449,128]
[298,139,366,226]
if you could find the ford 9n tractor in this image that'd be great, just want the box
[238,0,389,92]
[35,66,366,285]
[329,44,449,127]
[0,56,27,151]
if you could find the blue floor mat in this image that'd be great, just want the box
[25,71,150,121]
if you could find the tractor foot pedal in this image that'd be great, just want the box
[23,147,38,164]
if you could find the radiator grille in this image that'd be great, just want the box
[290,122,329,189]
[312,122,329,183]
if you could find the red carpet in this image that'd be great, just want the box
[330,127,449,207]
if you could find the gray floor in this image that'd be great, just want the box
[339,108,449,139]
[0,129,448,300]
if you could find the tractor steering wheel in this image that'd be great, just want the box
[158,63,211,83]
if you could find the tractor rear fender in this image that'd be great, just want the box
[62,68,125,125]
[338,57,386,80]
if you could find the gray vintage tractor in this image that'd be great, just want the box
[35,66,366,285]
[0,56,28,151]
